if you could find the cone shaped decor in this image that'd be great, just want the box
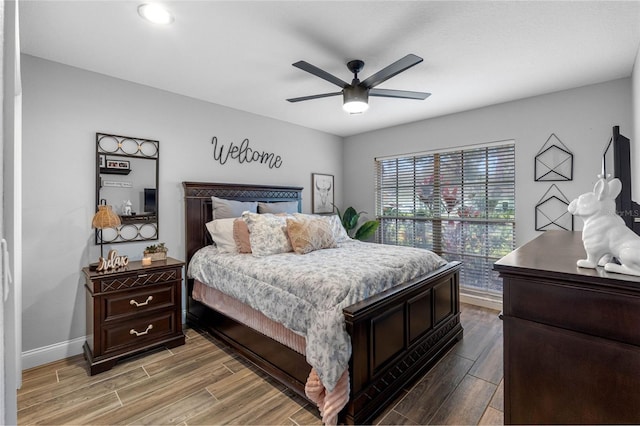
[91,205,125,270]
[92,205,121,229]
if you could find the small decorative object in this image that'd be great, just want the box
[535,133,573,181]
[535,184,573,231]
[106,159,130,170]
[122,200,132,215]
[334,205,379,241]
[96,249,129,272]
[568,175,640,276]
[141,257,152,266]
[144,242,168,261]
[312,173,334,214]
[91,204,122,270]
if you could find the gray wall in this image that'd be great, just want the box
[343,78,633,247]
[21,55,343,361]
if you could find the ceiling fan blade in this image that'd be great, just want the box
[292,61,349,88]
[286,92,343,103]
[360,54,424,89]
[369,88,431,100]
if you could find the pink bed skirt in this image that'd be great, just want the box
[192,280,349,425]
[193,280,307,354]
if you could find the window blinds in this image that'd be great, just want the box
[375,143,515,298]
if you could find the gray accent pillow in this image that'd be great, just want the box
[258,201,299,214]
[211,196,257,219]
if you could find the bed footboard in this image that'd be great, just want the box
[343,261,463,425]
[187,262,462,425]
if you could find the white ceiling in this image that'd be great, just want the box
[20,1,640,137]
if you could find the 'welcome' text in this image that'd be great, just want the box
[211,136,283,169]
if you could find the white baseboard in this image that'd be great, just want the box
[22,336,85,370]
[22,313,189,370]
[460,292,503,312]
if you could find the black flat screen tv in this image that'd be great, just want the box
[144,188,157,213]
[602,125,640,235]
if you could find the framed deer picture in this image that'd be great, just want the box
[312,173,334,214]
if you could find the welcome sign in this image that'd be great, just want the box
[211,136,283,169]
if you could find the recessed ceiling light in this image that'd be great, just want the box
[138,3,174,25]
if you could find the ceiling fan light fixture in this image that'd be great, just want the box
[343,86,369,114]
[138,3,174,25]
[289,54,428,112]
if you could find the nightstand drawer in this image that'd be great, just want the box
[102,311,177,354]
[97,268,181,293]
[103,284,176,321]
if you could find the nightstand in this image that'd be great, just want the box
[82,257,185,375]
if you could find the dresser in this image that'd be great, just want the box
[83,257,185,375]
[494,231,640,424]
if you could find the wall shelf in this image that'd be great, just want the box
[100,167,131,175]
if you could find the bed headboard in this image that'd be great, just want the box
[183,182,303,266]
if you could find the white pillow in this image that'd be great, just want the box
[205,218,238,253]
[324,214,351,243]
[211,196,258,220]
[258,201,299,214]
[242,212,293,257]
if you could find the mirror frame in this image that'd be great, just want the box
[95,132,160,244]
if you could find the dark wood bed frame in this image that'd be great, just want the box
[183,181,463,425]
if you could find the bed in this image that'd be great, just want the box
[183,181,463,425]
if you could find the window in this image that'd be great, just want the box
[375,142,515,301]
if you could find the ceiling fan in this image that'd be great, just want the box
[286,54,431,114]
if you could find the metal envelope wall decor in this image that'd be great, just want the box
[535,184,574,231]
[535,133,573,181]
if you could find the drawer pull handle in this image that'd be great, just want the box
[137,274,149,278]
[130,296,153,307]
[130,324,153,337]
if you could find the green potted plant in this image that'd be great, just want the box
[144,242,168,261]
[335,206,380,241]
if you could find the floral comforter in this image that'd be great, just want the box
[187,240,447,391]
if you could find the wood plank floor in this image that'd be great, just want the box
[17,303,503,425]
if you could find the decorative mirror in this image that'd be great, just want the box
[95,132,159,244]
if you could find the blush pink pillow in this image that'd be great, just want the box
[286,216,337,254]
[233,218,252,253]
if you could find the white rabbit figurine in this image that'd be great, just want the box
[122,200,132,216]
[568,175,640,276]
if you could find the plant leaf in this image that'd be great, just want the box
[343,207,359,231]
[354,220,380,241]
